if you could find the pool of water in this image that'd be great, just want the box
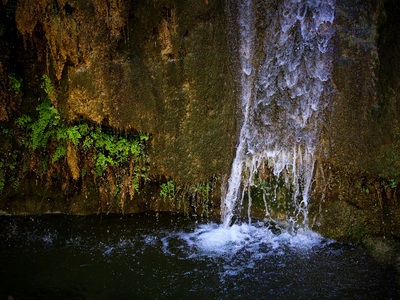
[0,213,399,299]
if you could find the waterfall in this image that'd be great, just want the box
[223,0,335,228]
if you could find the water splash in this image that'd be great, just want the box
[175,223,325,257]
[223,0,335,228]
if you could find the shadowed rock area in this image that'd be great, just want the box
[311,0,400,241]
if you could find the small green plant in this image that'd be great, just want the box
[0,150,20,194]
[160,180,178,201]
[362,186,370,194]
[8,73,22,94]
[191,182,211,200]
[52,3,59,14]
[52,145,66,163]
[15,115,32,128]
[190,182,212,216]
[41,75,55,100]
[383,178,398,190]
[159,179,215,217]
[30,98,60,150]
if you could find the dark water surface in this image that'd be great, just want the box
[0,213,398,299]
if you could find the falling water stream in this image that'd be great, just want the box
[223,0,335,228]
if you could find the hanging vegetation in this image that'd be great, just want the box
[11,75,150,211]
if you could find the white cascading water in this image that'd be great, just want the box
[222,0,256,227]
[223,0,335,228]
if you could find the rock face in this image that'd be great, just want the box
[13,0,237,183]
[1,0,400,241]
[311,0,400,240]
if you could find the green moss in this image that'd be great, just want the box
[363,237,400,265]
[8,73,23,95]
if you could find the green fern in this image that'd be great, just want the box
[160,181,178,201]
[94,152,114,176]
[41,75,55,100]
[66,126,83,145]
[82,136,94,151]
[31,98,59,150]
[13,74,150,195]
[52,145,66,163]
[16,115,32,128]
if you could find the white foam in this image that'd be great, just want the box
[174,223,325,258]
